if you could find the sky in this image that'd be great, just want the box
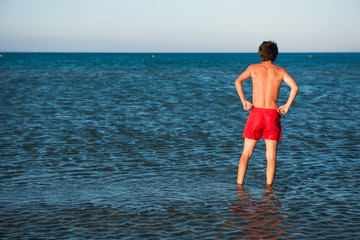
[0,0,359,52]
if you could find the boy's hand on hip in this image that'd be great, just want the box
[243,101,254,110]
[277,105,289,114]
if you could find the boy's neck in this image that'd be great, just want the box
[262,60,273,64]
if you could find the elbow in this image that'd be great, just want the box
[293,84,299,92]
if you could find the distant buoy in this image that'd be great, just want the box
[309,54,312,58]
[152,55,155,58]
[0,54,2,57]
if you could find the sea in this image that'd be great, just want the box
[0,52,359,239]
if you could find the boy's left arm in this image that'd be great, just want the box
[235,66,253,110]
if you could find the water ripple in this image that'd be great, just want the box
[0,53,359,239]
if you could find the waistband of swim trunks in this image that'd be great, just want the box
[252,107,279,112]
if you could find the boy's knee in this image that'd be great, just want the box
[241,151,253,159]
[266,153,276,162]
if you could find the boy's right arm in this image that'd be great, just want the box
[235,66,253,110]
[278,70,299,114]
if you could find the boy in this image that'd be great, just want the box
[235,41,299,186]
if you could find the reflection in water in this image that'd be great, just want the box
[225,186,288,239]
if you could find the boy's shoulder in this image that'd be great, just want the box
[248,63,261,68]
[249,63,287,72]
[247,63,261,71]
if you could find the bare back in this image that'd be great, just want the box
[249,62,286,109]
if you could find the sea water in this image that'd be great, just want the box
[0,53,359,239]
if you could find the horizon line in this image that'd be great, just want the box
[1,51,359,54]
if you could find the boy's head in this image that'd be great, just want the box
[258,41,278,62]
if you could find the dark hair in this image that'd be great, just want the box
[258,41,278,62]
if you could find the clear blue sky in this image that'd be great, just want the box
[0,0,359,52]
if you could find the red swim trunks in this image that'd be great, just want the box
[243,107,282,141]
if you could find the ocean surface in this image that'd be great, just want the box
[0,52,359,239]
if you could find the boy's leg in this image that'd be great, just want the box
[264,139,278,186]
[237,138,257,185]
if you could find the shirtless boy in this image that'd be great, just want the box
[235,41,299,186]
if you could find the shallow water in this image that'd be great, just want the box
[0,53,359,239]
